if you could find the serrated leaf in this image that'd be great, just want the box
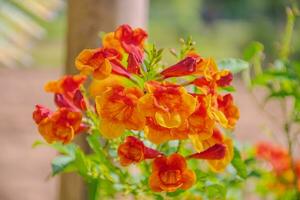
[231,147,247,179]
[51,155,74,176]
[217,58,249,74]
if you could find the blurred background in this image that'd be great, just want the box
[0,0,299,199]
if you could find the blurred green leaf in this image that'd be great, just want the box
[51,155,74,176]
[206,184,227,199]
[218,86,236,93]
[217,58,249,74]
[243,42,264,61]
[167,189,185,197]
[32,140,45,148]
[231,147,248,179]
[154,194,164,200]
[74,147,89,178]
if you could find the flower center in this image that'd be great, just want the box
[159,170,182,185]
[126,147,143,162]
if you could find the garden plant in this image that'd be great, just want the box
[32,24,249,199]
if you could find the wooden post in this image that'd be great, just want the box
[61,0,148,200]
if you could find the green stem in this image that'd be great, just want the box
[88,179,101,200]
[279,7,295,60]
[176,140,182,153]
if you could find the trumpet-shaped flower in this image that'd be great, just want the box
[149,153,196,192]
[217,94,239,129]
[117,136,161,166]
[160,56,198,78]
[190,129,233,172]
[187,144,226,160]
[33,106,83,144]
[256,142,291,174]
[45,75,87,110]
[187,95,215,140]
[89,74,126,98]
[115,24,147,54]
[138,81,197,129]
[45,75,86,99]
[33,105,52,124]
[144,117,188,144]
[95,85,145,139]
[75,48,130,79]
[192,58,233,95]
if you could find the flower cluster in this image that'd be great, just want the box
[256,142,300,192]
[33,24,240,193]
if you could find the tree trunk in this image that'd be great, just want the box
[60,0,148,200]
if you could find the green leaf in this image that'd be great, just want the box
[51,155,74,176]
[217,58,249,74]
[88,179,101,200]
[50,142,77,157]
[153,194,164,200]
[206,184,227,199]
[231,147,248,179]
[243,41,264,61]
[74,147,89,178]
[218,86,236,93]
[167,189,185,197]
[32,140,45,148]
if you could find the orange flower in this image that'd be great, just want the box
[190,129,234,172]
[296,161,300,190]
[115,24,147,53]
[256,142,291,174]
[89,74,124,98]
[144,117,188,144]
[33,106,82,144]
[149,153,196,192]
[95,85,145,139]
[188,95,215,140]
[102,25,147,74]
[75,48,130,79]
[117,136,161,166]
[138,81,197,129]
[102,32,123,52]
[116,25,147,74]
[192,57,233,95]
[45,75,87,110]
[45,75,86,99]
[217,94,239,129]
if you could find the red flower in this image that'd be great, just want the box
[256,142,291,174]
[115,25,147,75]
[115,24,147,53]
[33,105,51,124]
[216,72,233,87]
[160,57,198,78]
[149,153,196,192]
[117,136,161,166]
[187,144,226,160]
[217,94,239,129]
[45,75,87,111]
